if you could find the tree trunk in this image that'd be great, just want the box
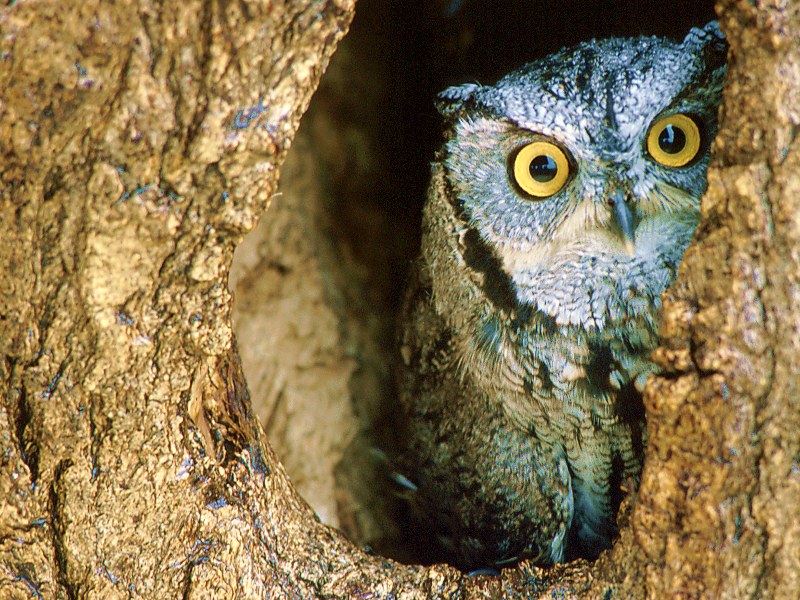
[1,1,797,598]
[630,3,800,597]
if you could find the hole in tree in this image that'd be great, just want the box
[229,0,717,568]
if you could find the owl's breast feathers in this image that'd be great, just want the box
[437,164,668,403]
[408,164,652,562]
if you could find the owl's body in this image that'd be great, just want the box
[397,23,726,569]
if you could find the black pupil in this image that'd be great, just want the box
[658,124,687,154]
[529,154,558,182]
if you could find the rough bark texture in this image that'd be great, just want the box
[228,0,411,554]
[1,1,798,599]
[631,2,800,597]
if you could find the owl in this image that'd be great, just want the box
[395,22,727,570]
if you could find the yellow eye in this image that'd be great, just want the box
[646,113,702,167]
[512,141,570,198]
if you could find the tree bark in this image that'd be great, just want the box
[1,1,798,599]
[630,2,800,597]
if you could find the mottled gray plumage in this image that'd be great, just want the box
[396,22,726,569]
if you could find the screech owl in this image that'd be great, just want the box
[395,22,727,570]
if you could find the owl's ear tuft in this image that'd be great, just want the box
[436,83,481,119]
[683,21,727,72]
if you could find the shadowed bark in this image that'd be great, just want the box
[1,0,798,598]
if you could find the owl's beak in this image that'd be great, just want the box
[610,191,636,256]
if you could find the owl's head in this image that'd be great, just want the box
[437,22,727,330]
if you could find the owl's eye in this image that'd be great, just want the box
[646,113,702,167]
[512,141,570,198]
